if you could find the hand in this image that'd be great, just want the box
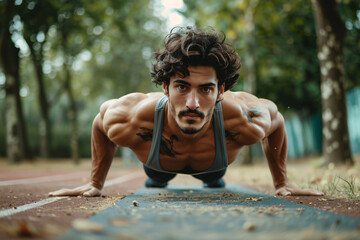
[48,183,101,197]
[275,183,324,196]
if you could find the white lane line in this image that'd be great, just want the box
[0,197,66,218]
[0,173,86,186]
[0,171,144,218]
[104,171,144,187]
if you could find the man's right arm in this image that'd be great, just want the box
[49,94,148,197]
[49,109,119,197]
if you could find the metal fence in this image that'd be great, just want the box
[285,86,360,159]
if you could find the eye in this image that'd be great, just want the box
[176,84,188,92]
[201,87,212,94]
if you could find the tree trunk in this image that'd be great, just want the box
[0,0,31,163]
[241,0,258,165]
[311,0,353,165]
[64,60,79,164]
[27,39,50,159]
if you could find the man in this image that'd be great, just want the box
[49,27,323,197]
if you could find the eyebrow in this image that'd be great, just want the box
[199,83,216,88]
[173,79,190,86]
[173,79,216,88]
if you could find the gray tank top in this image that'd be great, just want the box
[145,96,228,175]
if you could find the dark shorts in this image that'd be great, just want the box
[143,165,226,184]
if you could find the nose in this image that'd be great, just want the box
[186,91,199,110]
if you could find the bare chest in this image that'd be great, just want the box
[133,127,219,171]
[132,127,241,171]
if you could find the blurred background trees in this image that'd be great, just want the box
[0,0,359,165]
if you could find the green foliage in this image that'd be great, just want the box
[339,1,360,89]
[0,0,165,158]
[83,0,164,99]
[181,0,360,115]
[0,0,359,158]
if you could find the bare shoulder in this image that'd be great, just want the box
[222,91,279,145]
[101,92,163,121]
[100,92,164,146]
[222,91,277,117]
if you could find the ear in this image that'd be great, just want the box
[216,83,225,101]
[162,82,169,96]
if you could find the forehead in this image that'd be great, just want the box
[171,66,218,84]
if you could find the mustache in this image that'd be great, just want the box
[178,109,205,118]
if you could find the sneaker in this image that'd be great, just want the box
[145,178,168,188]
[203,178,225,188]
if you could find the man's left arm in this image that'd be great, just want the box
[261,103,323,196]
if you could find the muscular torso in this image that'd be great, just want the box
[100,91,275,172]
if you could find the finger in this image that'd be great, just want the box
[290,187,324,196]
[48,188,83,197]
[49,188,72,196]
[276,188,291,196]
[83,188,101,197]
[299,189,324,196]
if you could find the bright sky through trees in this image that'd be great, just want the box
[159,0,186,30]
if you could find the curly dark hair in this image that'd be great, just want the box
[151,27,242,91]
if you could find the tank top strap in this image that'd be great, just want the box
[145,96,168,170]
[145,96,228,174]
[207,101,228,171]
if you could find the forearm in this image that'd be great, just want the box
[261,122,288,189]
[90,114,118,190]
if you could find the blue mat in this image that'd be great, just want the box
[58,185,360,240]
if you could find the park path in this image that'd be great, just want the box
[58,184,360,240]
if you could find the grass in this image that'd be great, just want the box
[227,155,360,201]
[302,158,360,200]
[337,176,360,200]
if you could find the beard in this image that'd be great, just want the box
[176,108,213,135]
[177,123,205,135]
[177,108,205,134]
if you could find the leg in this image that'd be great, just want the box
[143,165,176,188]
[193,168,226,188]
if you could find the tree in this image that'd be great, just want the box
[311,0,353,165]
[21,0,59,158]
[84,0,164,99]
[0,0,32,163]
[55,0,106,163]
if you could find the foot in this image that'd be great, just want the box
[203,178,225,188]
[145,178,168,188]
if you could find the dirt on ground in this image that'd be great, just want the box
[225,155,360,218]
[0,156,359,239]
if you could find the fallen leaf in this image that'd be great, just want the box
[72,219,104,233]
[109,218,136,226]
[17,221,37,237]
[246,197,263,201]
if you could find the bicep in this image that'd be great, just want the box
[100,95,145,147]
[237,100,280,143]
[260,99,284,137]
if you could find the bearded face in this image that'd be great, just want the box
[164,66,224,135]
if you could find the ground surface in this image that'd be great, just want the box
[0,157,359,239]
[59,186,360,240]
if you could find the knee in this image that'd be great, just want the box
[193,168,226,183]
[143,165,176,183]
